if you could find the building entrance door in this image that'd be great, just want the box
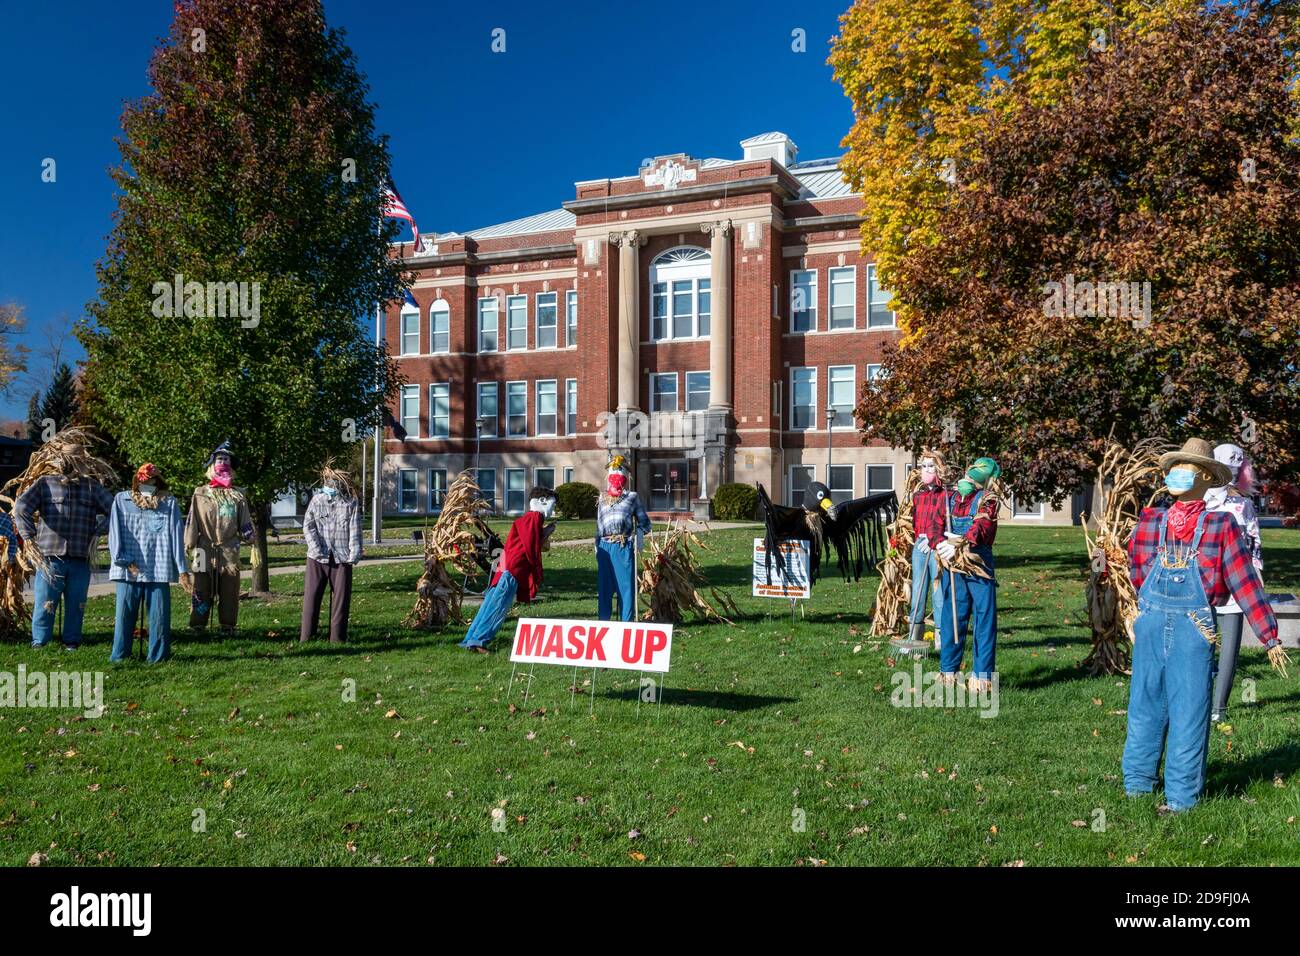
[649,458,691,511]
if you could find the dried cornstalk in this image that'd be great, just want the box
[870,468,922,637]
[1081,437,1172,675]
[638,522,739,625]
[0,543,27,641]
[405,470,495,629]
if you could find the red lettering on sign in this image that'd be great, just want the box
[622,628,644,664]
[542,624,564,658]
[645,628,668,664]
[515,622,545,657]
[565,625,585,660]
[586,626,608,661]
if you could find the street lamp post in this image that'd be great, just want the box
[825,405,835,488]
[475,417,484,473]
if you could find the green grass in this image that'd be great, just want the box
[3,526,1298,866]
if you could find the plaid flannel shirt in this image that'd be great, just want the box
[595,491,650,541]
[1127,507,1277,645]
[12,475,113,560]
[911,484,948,546]
[951,490,999,547]
[0,512,17,560]
[303,492,363,564]
[108,493,189,583]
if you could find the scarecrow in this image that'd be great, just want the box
[108,463,188,662]
[1205,443,1264,722]
[935,456,1001,691]
[596,456,651,622]
[0,505,22,641]
[755,481,896,586]
[7,428,116,649]
[459,486,557,652]
[1122,438,1286,813]
[184,440,253,635]
[300,461,363,645]
[907,451,949,643]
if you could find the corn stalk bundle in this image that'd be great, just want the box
[869,468,922,637]
[0,427,118,580]
[1081,437,1172,675]
[637,522,739,625]
[404,470,495,630]
[0,543,27,641]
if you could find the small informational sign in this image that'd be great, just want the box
[509,618,673,674]
[752,539,811,599]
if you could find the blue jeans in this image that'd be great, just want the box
[31,557,92,648]
[596,538,636,621]
[460,570,518,649]
[110,582,172,662]
[909,540,939,630]
[937,550,997,679]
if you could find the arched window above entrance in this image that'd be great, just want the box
[650,246,712,341]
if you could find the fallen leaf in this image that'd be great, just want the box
[628,851,646,862]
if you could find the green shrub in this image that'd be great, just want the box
[712,483,758,521]
[555,481,600,519]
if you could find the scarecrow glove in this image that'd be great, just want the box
[915,535,930,553]
[937,539,958,561]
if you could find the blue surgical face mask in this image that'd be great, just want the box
[323,486,339,498]
[1165,469,1196,493]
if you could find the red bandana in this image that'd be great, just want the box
[1166,499,1207,543]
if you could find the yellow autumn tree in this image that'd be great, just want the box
[828,0,1201,343]
[0,303,29,393]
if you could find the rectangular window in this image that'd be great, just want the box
[790,367,816,429]
[400,385,419,438]
[506,295,528,350]
[698,278,711,337]
[398,468,418,512]
[827,464,854,505]
[477,382,498,438]
[866,363,884,383]
[566,289,577,347]
[563,466,574,485]
[789,465,815,507]
[428,468,447,512]
[535,467,556,492]
[507,381,527,437]
[1013,497,1046,518]
[400,308,420,355]
[536,379,557,436]
[429,382,449,438]
[506,468,527,514]
[430,303,450,354]
[650,372,678,413]
[536,292,557,349]
[868,264,895,328]
[566,378,577,435]
[829,267,855,330]
[685,371,710,412]
[672,280,694,339]
[478,297,498,352]
[867,464,894,496]
[476,468,497,512]
[791,269,817,332]
[828,365,855,429]
[651,283,668,340]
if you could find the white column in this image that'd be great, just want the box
[701,219,732,409]
[611,230,644,411]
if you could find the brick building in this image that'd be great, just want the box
[380,132,1076,524]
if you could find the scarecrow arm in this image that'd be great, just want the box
[755,483,809,581]
[825,491,898,581]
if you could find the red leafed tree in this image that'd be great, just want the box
[855,3,1300,504]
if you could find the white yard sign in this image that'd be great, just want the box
[752,539,812,600]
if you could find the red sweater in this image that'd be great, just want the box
[491,510,544,602]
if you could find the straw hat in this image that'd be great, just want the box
[1158,438,1232,487]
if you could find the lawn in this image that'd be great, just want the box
[2,526,1298,866]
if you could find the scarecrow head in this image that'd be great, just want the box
[1213,442,1255,495]
[1159,438,1231,501]
[802,481,835,514]
[205,440,237,486]
[957,456,1000,497]
[528,486,557,519]
[605,455,630,497]
[918,449,946,486]
[319,459,357,500]
[132,462,168,497]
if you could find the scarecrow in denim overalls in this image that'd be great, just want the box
[936,456,1001,692]
[1122,438,1286,813]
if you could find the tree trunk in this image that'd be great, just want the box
[250,499,272,594]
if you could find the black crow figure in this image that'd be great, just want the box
[756,481,897,585]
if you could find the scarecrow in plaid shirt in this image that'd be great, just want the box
[1122,438,1287,813]
[907,450,948,643]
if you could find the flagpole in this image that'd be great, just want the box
[372,218,384,545]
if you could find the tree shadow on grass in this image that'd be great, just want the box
[1208,739,1300,799]
[602,686,796,712]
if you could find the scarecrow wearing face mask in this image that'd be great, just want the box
[1122,438,1285,813]
[935,456,1001,690]
[108,463,188,662]
[596,456,651,622]
[300,461,363,645]
[907,450,948,643]
[459,486,557,652]
[184,440,254,635]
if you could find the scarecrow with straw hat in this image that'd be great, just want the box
[595,455,650,622]
[300,460,363,645]
[7,428,116,650]
[107,463,188,662]
[1122,437,1287,813]
[184,440,253,635]
[935,455,1003,691]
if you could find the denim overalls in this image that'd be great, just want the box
[938,490,998,679]
[1122,510,1217,811]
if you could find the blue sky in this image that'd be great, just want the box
[0,0,857,419]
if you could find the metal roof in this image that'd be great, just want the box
[792,164,855,199]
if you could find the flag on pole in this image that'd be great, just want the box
[382,180,419,247]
